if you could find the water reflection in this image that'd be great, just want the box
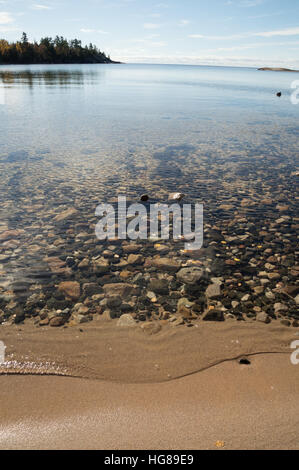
[0,69,91,87]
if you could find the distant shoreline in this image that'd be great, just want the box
[0,61,121,65]
[0,33,120,66]
[0,59,123,66]
[258,67,299,72]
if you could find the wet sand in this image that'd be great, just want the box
[0,320,297,382]
[0,322,299,449]
[0,353,299,450]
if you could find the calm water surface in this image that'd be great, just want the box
[1,63,298,160]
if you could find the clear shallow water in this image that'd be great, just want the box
[0,63,298,329]
[1,63,298,158]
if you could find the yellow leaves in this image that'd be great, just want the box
[215,440,225,448]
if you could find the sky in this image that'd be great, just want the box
[0,0,299,68]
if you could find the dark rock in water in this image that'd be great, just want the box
[46,297,71,310]
[276,92,282,97]
[202,309,224,322]
[120,303,134,313]
[283,285,299,297]
[14,311,25,324]
[140,194,149,202]
[25,293,45,312]
[66,256,76,267]
[194,296,206,311]
[11,281,32,294]
[82,282,101,296]
[210,259,225,275]
[107,296,122,309]
[149,279,169,295]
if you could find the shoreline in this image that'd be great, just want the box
[0,320,297,382]
[0,61,121,66]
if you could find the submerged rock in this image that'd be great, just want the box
[176,267,204,285]
[127,254,144,265]
[149,279,169,295]
[205,283,222,300]
[177,297,194,318]
[103,283,139,298]
[50,316,66,327]
[202,309,224,322]
[152,257,181,272]
[58,281,81,300]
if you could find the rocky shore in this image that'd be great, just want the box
[258,67,299,72]
[0,144,298,332]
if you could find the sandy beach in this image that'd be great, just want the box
[1,353,299,450]
[0,321,299,450]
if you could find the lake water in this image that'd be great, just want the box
[0,63,298,329]
[0,64,298,161]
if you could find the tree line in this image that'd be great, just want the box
[0,33,118,64]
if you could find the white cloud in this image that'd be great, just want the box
[110,50,299,69]
[143,23,161,30]
[31,4,52,10]
[212,41,299,52]
[189,34,204,39]
[0,11,14,24]
[226,0,265,6]
[189,26,299,40]
[256,27,299,37]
